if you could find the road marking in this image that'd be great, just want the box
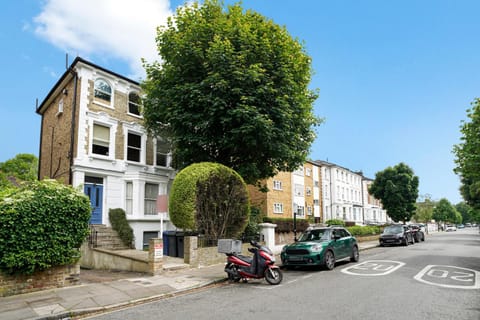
[341,260,405,276]
[414,265,480,289]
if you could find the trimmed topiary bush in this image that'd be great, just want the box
[109,208,134,248]
[0,180,91,275]
[169,162,250,239]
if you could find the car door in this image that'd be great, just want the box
[331,228,349,259]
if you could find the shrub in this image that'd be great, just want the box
[169,162,250,239]
[0,180,91,275]
[109,208,134,248]
[325,219,345,226]
[347,225,381,236]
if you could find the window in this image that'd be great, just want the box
[273,203,283,214]
[128,92,141,116]
[94,79,111,102]
[294,184,304,196]
[127,132,142,162]
[273,180,282,190]
[306,187,312,196]
[145,183,158,215]
[92,124,110,156]
[305,168,311,176]
[307,206,313,216]
[296,205,305,218]
[313,199,319,205]
[156,139,170,167]
[126,182,133,215]
[314,180,319,187]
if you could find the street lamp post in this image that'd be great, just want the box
[293,203,297,241]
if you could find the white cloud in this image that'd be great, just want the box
[33,0,173,79]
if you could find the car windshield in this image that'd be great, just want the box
[383,225,403,234]
[298,229,331,242]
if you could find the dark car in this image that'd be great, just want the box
[409,224,425,242]
[379,224,415,246]
[280,227,359,270]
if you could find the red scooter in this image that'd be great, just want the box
[224,240,283,285]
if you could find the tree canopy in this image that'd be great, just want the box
[368,162,419,223]
[0,153,38,188]
[433,198,461,224]
[453,98,480,209]
[414,194,435,223]
[142,0,321,185]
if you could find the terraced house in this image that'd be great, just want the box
[36,57,175,250]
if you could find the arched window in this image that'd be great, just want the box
[94,78,112,102]
[128,92,141,115]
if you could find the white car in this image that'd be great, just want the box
[445,225,457,232]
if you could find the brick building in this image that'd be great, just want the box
[36,57,175,250]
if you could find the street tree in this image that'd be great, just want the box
[414,194,435,224]
[433,198,459,225]
[455,202,474,224]
[453,98,480,209]
[142,0,321,185]
[368,162,419,223]
[0,153,38,188]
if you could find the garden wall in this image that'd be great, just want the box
[0,263,80,297]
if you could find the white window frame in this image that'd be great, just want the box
[94,78,113,107]
[126,131,142,163]
[125,182,133,215]
[273,203,283,214]
[273,180,282,190]
[306,187,312,196]
[128,92,142,117]
[155,138,171,167]
[144,183,159,216]
[91,123,111,157]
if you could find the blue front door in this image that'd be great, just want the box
[84,183,103,224]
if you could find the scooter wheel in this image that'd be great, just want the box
[265,268,283,285]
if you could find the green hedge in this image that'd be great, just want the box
[0,180,91,275]
[347,225,381,236]
[109,208,134,248]
[325,219,345,226]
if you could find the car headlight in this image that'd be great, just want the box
[311,244,323,253]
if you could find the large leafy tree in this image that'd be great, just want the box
[0,153,38,188]
[453,98,480,209]
[368,163,419,223]
[414,194,435,224]
[433,198,460,224]
[142,0,321,185]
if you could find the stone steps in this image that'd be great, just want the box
[89,225,131,250]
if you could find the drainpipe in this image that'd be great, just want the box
[68,69,78,185]
[37,99,43,180]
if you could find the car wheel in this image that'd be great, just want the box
[350,245,359,262]
[421,234,425,241]
[324,250,335,270]
[403,237,408,246]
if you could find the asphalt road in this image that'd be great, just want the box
[84,228,480,320]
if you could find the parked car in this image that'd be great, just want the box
[445,225,457,232]
[379,224,415,246]
[457,224,465,229]
[409,224,425,242]
[465,223,472,228]
[280,226,359,270]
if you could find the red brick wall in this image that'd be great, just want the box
[0,263,80,297]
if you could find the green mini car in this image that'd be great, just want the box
[280,226,359,270]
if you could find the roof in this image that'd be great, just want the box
[36,56,140,115]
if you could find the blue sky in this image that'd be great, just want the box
[1,0,479,205]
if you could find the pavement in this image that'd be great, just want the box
[0,240,379,320]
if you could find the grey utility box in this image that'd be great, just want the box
[217,239,242,254]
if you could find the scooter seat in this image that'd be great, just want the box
[236,254,253,263]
